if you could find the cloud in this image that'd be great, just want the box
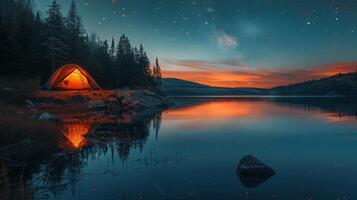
[216,32,237,49]
[163,58,249,71]
[161,60,357,88]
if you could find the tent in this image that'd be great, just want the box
[43,64,101,90]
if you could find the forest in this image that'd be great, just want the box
[270,72,357,95]
[0,0,162,90]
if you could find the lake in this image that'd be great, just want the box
[31,96,357,200]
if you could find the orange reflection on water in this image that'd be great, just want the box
[163,101,264,120]
[162,99,357,128]
[62,123,90,150]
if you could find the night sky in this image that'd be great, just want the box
[34,0,357,88]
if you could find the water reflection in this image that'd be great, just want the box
[167,96,357,125]
[60,123,90,150]
[3,96,357,199]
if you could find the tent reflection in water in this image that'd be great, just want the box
[60,123,91,150]
[42,64,101,90]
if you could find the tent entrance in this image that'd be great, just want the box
[55,69,90,90]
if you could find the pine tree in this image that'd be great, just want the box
[65,0,83,63]
[109,37,115,59]
[100,39,113,87]
[136,44,152,88]
[0,21,22,76]
[0,0,158,91]
[116,34,134,88]
[0,0,21,76]
[14,0,35,76]
[154,57,162,88]
[45,0,69,73]
[31,12,46,79]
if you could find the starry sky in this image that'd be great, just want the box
[34,0,357,88]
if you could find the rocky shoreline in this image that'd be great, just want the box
[27,89,169,118]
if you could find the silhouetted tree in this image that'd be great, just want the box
[45,0,69,72]
[153,57,162,88]
[0,0,159,91]
[65,0,84,63]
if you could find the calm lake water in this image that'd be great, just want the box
[32,96,357,200]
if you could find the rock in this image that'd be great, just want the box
[88,100,106,111]
[108,97,118,102]
[16,111,25,115]
[38,112,58,121]
[108,104,122,113]
[26,99,35,107]
[121,96,134,106]
[2,87,13,91]
[70,95,88,103]
[236,155,275,188]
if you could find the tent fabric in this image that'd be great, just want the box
[42,64,101,90]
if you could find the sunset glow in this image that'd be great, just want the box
[162,62,357,88]
[163,101,262,119]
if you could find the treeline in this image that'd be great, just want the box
[270,72,357,95]
[0,0,162,89]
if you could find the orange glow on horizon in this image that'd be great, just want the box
[162,62,357,88]
[163,101,263,120]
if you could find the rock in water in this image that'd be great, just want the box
[236,155,275,188]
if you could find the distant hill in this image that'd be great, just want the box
[270,72,357,96]
[161,78,268,95]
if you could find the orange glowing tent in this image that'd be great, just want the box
[43,64,101,90]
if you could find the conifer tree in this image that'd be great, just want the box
[45,0,69,72]
[109,37,115,59]
[153,57,162,88]
[116,34,134,88]
[65,0,83,63]
[0,0,159,91]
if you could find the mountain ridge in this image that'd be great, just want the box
[161,78,268,95]
[162,72,357,96]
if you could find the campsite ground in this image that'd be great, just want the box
[0,77,167,146]
[0,77,167,197]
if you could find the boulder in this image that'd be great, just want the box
[69,95,88,103]
[88,100,106,111]
[236,155,275,188]
[26,99,35,107]
[38,112,58,121]
[108,97,118,102]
